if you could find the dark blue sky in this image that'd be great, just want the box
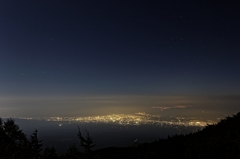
[0,0,240,117]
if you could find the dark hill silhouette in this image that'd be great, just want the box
[1,112,240,159]
[93,112,240,159]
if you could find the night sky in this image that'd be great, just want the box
[0,0,240,117]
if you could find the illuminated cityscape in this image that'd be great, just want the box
[20,113,215,127]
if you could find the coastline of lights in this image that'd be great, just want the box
[19,113,215,127]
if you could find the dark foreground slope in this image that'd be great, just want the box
[1,112,240,159]
[93,112,240,159]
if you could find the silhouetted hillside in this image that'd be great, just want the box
[1,112,240,159]
[93,112,240,159]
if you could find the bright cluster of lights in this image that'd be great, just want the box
[21,113,215,127]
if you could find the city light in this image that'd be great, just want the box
[20,113,215,127]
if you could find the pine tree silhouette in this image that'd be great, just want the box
[77,126,95,158]
[30,129,43,159]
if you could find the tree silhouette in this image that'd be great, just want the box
[0,118,44,159]
[30,129,43,158]
[0,118,29,158]
[77,126,95,158]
